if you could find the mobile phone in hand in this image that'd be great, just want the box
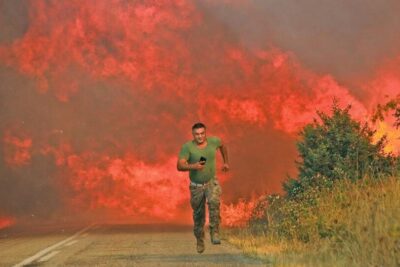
[199,156,207,165]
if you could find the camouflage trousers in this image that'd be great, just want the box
[189,178,222,239]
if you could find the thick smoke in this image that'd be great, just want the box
[200,0,400,89]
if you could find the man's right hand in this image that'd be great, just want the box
[191,161,206,170]
[177,159,205,171]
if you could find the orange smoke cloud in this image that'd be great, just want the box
[2,0,200,101]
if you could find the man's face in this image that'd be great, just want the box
[192,127,206,144]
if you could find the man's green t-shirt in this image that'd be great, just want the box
[178,136,222,184]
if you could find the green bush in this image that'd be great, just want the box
[249,101,399,243]
[284,102,395,198]
[234,101,400,266]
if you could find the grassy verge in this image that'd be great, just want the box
[223,176,400,267]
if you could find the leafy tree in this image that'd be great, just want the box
[284,102,395,198]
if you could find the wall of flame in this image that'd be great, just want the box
[0,0,399,228]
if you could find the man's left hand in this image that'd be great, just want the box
[222,163,230,172]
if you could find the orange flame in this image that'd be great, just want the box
[221,198,257,227]
[374,119,400,155]
[61,151,190,222]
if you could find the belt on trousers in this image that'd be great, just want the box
[190,180,210,187]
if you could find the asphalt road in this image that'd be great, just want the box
[0,223,265,267]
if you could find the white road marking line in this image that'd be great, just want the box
[12,224,94,267]
[64,240,78,247]
[37,250,60,262]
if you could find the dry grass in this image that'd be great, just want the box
[223,176,400,266]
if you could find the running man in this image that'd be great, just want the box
[177,122,229,253]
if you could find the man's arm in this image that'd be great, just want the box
[218,140,229,172]
[177,158,204,171]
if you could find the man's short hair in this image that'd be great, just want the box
[192,122,206,131]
